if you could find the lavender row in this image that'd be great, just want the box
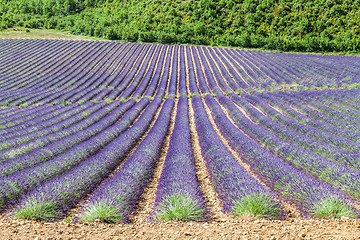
[0,104,64,129]
[232,50,279,88]
[299,91,360,119]
[1,39,360,103]
[0,39,44,63]
[218,94,360,203]
[204,47,245,93]
[195,46,224,95]
[190,46,211,94]
[153,96,207,221]
[0,99,141,176]
[245,51,304,87]
[192,95,282,217]
[56,43,132,104]
[0,41,108,104]
[242,93,360,152]
[0,102,98,152]
[0,106,19,116]
[0,104,53,124]
[320,91,360,111]
[295,92,360,121]
[185,45,200,95]
[16,42,123,105]
[239,50,297,86]
[0,39,41,64]
[229,93,360,164]
[0,105,43,121]
[0,40,74,82]
[167,45,178,96]
[3,41,112,91]
[0,98,150,212]
[268,92,360,133]
[217,48,262,91]
[256,92,360,142]
[207,94,357,217]
[155,45,173,98]
[0,40,84,92]
[12,41,93,88]
[0,39,75,75]
[222,48,272,90]
[119,45,162,100]
[16,41,116,100]
[178,45,187,95]
[249,50,359,88]
[78,98,174,223]
[30,41,110,93]
[105,44,154,100]
[10,98,162,220]
[90,44,144,102]
[141,45,168,98]
[0,103,79,136]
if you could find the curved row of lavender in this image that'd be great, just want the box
[77,97,174,223]
[0,102,101,156]
[192,95,284,218]
[227,94,360,171]
[205,94,357,217]
[9,98,162,220]
[0,99,141,177]
[222,93,360,198]
[1,39,360,106]
[0,102,92,145]
[0,99,146,210]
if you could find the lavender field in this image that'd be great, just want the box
[1,38,360,223]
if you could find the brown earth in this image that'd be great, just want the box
[0,28,106,41]
[1,216,360,240]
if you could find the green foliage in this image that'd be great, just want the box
[79,201,124,223]
[155,194,206,222]
[232,194,283,218]
[1,0,360,53]
[19,103,29,108]
[61,99,70,105]
[144,95,154,101]
[64,209,76,223]
[2,101,9,107]
[104,98,113,104]
[311,197,358,219]
[13,201,59,221]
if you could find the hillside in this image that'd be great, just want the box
[1,0,360,53]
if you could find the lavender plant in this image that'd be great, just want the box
[78,98,174,223]
[153,96,208,222]
[11,98,162,220]
[192,95,283,218]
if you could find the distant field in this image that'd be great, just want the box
[0,28,105,41]
[1,38,360,227]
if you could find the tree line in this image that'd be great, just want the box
[1,0,360,53]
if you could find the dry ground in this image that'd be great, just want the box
[0,28,105,41]
[1,216,360,239]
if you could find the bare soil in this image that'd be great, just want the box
[0,28,105,41]
[1,216,360,239]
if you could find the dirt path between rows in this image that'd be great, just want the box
[1,216,359,239]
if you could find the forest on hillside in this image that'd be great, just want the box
[0,0,360,53]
